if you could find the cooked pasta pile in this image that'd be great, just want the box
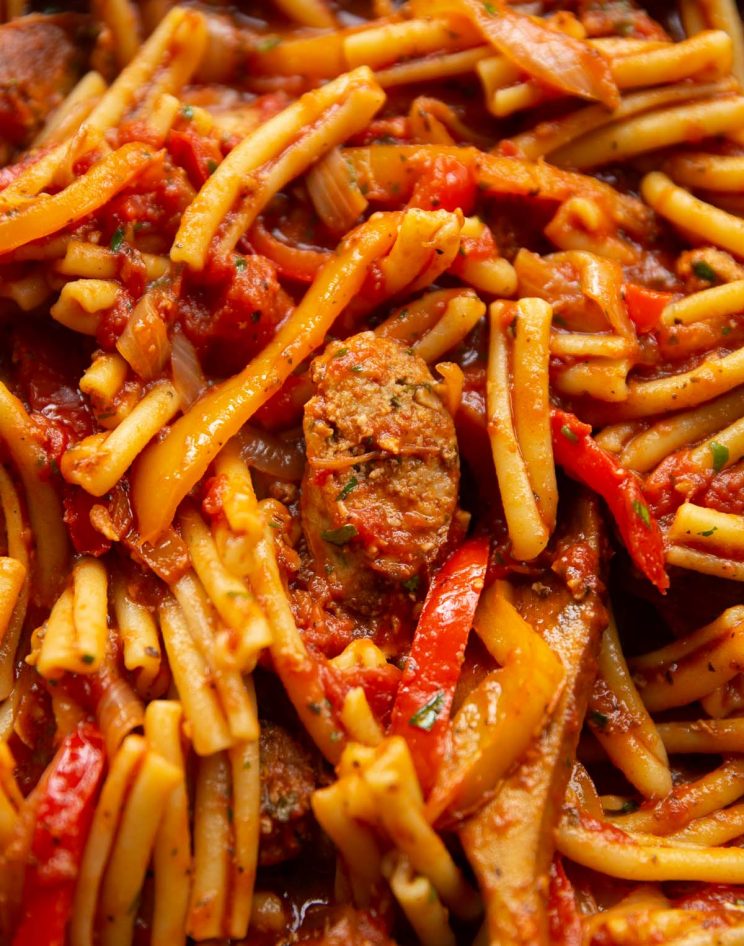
[3,0,744,944]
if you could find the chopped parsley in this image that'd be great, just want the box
[691,260,718,283]
[110,226,125,252]
[234,256,247,270]
[483,0,497,12]
[710,440,729,472]
[409,691,446,731]
[588,709,609,730]
[632,499,651,528]
[560,424,579,443]
[321,524,358,545]
[402,575,420,593]
[698,526,718,537]
[336,477,358,501]
[180,104,194,121]
[257,35,281,52]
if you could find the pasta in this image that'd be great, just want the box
[4,1,744,945]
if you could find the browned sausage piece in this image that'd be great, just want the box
[0,15,86,147]
[301,332,459,611]
[259,721,319,866]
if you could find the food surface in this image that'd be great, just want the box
[2,1,744,944]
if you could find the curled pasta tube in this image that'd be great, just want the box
[383,852,456,946]
[0,468,30,700]
[587,614,672,799]
[486,299,554,559]
[62,381,181,497]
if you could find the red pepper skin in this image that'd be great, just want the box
[551,408,669,593]
[623,283,675,334]
[13,722,106,946]
[390,537,489,795]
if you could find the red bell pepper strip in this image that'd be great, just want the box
[547,857,583,946]
[623,283,675,334]
[551,408,669,592]
[390,536,489,795]
[13,722,106,946]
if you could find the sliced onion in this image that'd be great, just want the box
[239,425,305,481]
[306,146,369,234]
[94,669,145,758]
[170,330,206,409]
[116,292,171,381]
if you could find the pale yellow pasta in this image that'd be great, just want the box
[557,810,744,881]
[662,279,744,326]
[158,595,232,756]
[690,416,744,471]
[99,0,141,68]
[227,720,261,938]
[619,388,744,472]
[80,353,129,405]
[0,384,67,606]
[413,292,485,363]
[507,80,734,160]
[611,758,744,835]
[376,46,490,87]
[71,735,147,946]
[665,544,744,581]
[187,751,231,940]
[552,97,744,168]
[617,345,744,419]
[667,804,744,846]
[144,701,191,946]
[643,170,744,258]
[699,0,744,84]
[179,505,272,670]
[486,301,550,561]
[378,209,463,297]
[456,256,517,296]
[668,503,744,556]
[340,687,384,747]
[61,381,181,496]
[173,67,385,270]
[312,777,383,906]
[345,17,479,70]
[490,82,550,118]
[609,30,731,88]
[71,557,109,671]
[0,468,30,700]
[657,718,744,755]
[591,615,672,799]
[511,297,557,529]
[111,573,161,693]
[34,71,107,147]
[0,557,26,648]
[550,333,632,358]
[666,152,744,192]
[55,240,169,281]
[99,750,180,946]
[363,737,480,919]
[33,587,79,679]
[554,357,630,402]
[383,852,455,946]
[50,279,121,335]
[0,271,51,311]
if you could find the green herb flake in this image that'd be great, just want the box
[206,158,218,175]
[402,575,420,593]
[588,709,609,730]
[698,526,718,537]
[483,0,497,12]
[234,256,247,270]
[181,104,194,121]
[80,653,96,665]
[617,799,639,814]
[110,226,125,252]
[336,477,358,501]
[560,425,579,443]
[332,347,349,359]
[692,260,718,283]
[710,440,729,472]
[257,35,281,52]
[632,499,651,528]
[321,524,358,546]
[409,691,446,731]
